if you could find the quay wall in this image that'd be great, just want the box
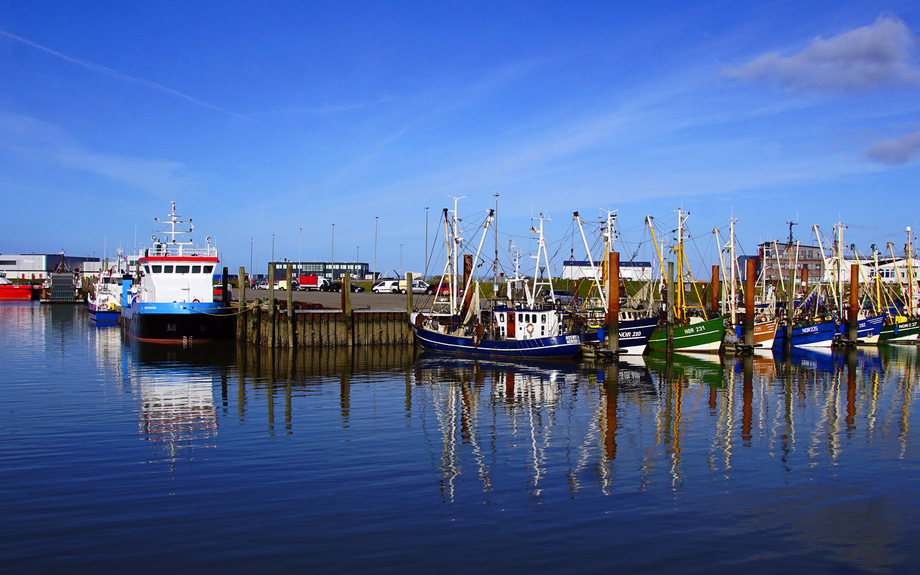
[236,268,416,348]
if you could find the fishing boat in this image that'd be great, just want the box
[764,224,837,349]
[877,229,920,343]
[773,320,838,348]
[0,273,36,301]
[645,209,725,353]
[572,210,658,356]
[88,251,130,324]
[716,217,777,349]
[409,198,581,359]
[879,317,920,342]
[121,201,234,343]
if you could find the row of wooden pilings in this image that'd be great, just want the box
[233,265,415,348]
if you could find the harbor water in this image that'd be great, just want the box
[3,301,920,574]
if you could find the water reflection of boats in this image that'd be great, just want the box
[126,338,229,464]
[774,346,838,371]
[644,351,725,386]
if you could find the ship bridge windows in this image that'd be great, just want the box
[151,265,162,273]
[192,265,201,273]
[204,265,214,274]
[163,265,173,273]
[175,265,190,274]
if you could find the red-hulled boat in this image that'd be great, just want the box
[0,274,36,300]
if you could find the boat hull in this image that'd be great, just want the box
[773,321,837,348]
[580,317,658,355]
[647,317,726,353]
[0,285,36,301]
[837,315,885,345]
[410,322,582,359]
[89,304,121,324]
[734,320,778,349]
[878,319,920,343]
[121,302,235,343]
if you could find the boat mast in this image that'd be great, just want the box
[835,222,846,315]
[530,213,553,308]
[729,217,737,325]
[907,227,915,317]
[153,200,196,257]
[888,241,908,318]
[713,226,728,318]
[574,211,607,310]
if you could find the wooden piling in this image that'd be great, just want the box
[405,272,413,314]
[711,265,720,315]
[745,258,756,347]
[268,266,276,349]
[343,272,352,347]
[238,266,246,340]
[849,263,859,343]
[287,263,294,348]
[607,251,620,352]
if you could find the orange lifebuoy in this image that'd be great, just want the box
[193,298,200,303]
[760,315,767,322]
[526,323,534,334]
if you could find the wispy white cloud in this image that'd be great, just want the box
[0,112,196,194]
[0,29,247,119]
[865,130,920,164]
[724,15,920,93]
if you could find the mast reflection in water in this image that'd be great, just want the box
[3,301,920,574]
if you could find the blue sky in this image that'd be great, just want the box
[2,1,919,278]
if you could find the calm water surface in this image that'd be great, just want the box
[2,301,920,574]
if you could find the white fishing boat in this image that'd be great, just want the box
[410,197,581,359]
[121,202,234,343]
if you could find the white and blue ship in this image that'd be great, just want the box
[121,202,234,343]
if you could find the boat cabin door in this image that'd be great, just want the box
[506,311,516,339]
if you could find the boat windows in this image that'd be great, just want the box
[541,314,547,323]
[192,265,201,274]
[164,265,174,273]
[175,265,190,274]
[204,266,214,274]
[151,265,162,273]
[144,265,151,274]
[498,313,504,322]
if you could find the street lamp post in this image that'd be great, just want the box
[250,237,253,281]
[400,244,403,274]
[331,224,335,279]
[299,227,302,267]
[374,216,378,281]
[424,206,429,279]
[272,233,275,263]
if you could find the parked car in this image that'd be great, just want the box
[256,281,269,290]
[323,282,365,293]
[372,279,400,293]
[433,282,464,296]
[541,289,580,306]
[399,279,431,294]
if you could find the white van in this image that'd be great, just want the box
[372,279,399,293]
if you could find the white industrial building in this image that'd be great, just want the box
[561,260,652,282]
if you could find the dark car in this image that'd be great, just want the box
[323,282,365,293]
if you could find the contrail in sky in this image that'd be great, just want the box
[0,29,247,119]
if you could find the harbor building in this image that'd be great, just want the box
[0,253,97,281]
[270,261,372,281]
[561,260,653,282]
